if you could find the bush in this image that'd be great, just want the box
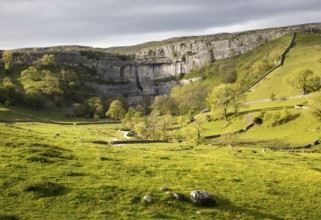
[263,108,291,127]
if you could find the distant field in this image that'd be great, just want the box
[0,121,321,219]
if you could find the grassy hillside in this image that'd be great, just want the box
[246,33,321,101]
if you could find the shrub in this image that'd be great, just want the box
[263,108,291,127]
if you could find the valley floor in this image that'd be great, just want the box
[0,121,321,219]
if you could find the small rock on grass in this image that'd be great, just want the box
[166,191,180,200]
[160,186,169,191]
[143,195,152,203]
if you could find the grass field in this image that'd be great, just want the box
[0,121,321,219]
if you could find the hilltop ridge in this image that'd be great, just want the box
[1,22,321,106]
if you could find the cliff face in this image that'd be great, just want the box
[7,23,321,104]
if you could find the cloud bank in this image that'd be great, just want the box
[0,0,320,49]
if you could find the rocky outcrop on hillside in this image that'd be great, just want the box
[4,23,321,104]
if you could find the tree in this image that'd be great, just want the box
[86,97,104,119]
[43,72,64,103]
[123,107,144,129]
[24,89,44,109]
[207,84,246,120]
[40,54,56,66]
[106,99,126,120]
[177,115,184,128]
[207,84,232,120]
[229,84,247,116]
[288,69,320,94]
[1,50,14,73]
[151,95,177,115]
[21,66,41,81]
[0,77,22,105]
[170,81,208,114]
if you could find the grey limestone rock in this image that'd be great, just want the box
[190,190,216,206]
[143,195,152,203]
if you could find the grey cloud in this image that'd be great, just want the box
[0,0,320,49]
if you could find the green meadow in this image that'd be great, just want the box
[1,120,321,219]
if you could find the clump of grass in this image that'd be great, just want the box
[26,156,52,163]
[22,181,66,196]
[64,171,86,176]
[100,156,110,161]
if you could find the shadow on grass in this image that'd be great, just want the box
[215,196,283,220]
[22,181,67,197]
[0,215,20,220]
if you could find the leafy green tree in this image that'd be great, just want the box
[187,110,194,123]
[171,81,208,114]
[0,77,22,105]
[151,95,177,115]
[106,99,126,120]
[24,89,44,109]
[1,50,14,73]
[207,84,232,120]
[288,69,320,94]
[40,54,56,66]
[86,97,104,119]
[123,107,144,129]
[43,72,64,103]
[177,115,184,128]
[21,66,42,81]
[160,114,173,140]
[229,84,247,116]
[207,84,246,120]
[61,69,78,88]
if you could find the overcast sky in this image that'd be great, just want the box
[0,0,320,49]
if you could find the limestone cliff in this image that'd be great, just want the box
[4,22,321,104]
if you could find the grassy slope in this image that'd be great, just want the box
[189,32,321,147]
[0,122,321,219]
[247,32,321,101]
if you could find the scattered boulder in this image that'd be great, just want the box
[160,186,169,191]
[251,150,257,153]
[53,133,60,137]
[143,195,152,203]
[190,190,216,206]
[166,191,180,200]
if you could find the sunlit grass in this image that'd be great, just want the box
[247,33,321,101]
[1,122,321,219]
